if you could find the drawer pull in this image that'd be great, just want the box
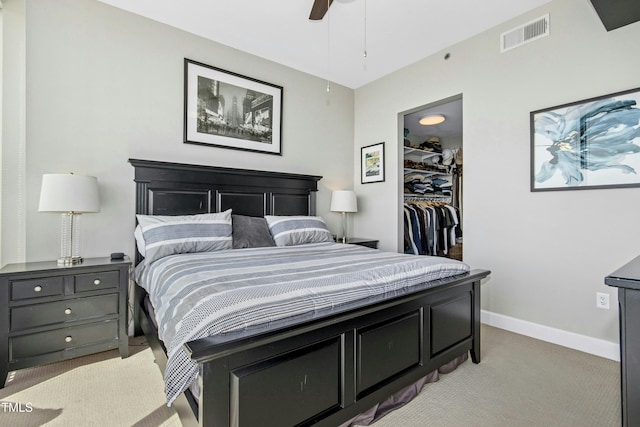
[65,336,73,343]
[64,308,72,315]
[34,285,43,293]
[93,279,101,286]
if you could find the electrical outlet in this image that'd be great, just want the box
[596,292,610,310]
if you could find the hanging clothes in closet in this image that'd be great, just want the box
[403,201,461,257]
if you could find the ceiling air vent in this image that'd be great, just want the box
[500,14,549,53]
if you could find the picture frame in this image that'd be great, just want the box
[184,58,283,155]
[531,87,640,191]
[361,142,385,184]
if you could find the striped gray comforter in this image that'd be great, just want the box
[134,242,470,405]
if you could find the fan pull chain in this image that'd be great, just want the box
[363,0,368,59]
[326,0,331,93]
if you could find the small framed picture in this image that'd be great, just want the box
[361,142,385,184]
[184,58,283,155]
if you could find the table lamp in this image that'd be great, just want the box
[330,190,357,243]
[38,173,100,265]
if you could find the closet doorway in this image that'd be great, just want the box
[401,94,463,260]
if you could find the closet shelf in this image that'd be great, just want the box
[404,146,441,162]
[404,167,449,176]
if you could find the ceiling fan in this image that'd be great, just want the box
[309,0,334,20]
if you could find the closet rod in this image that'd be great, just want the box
[404,195,452,203]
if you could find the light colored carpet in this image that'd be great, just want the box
[0,337,182,427]
[0,326,620,426]
[374,325,620,427]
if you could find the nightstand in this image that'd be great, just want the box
[0,257,130,388]
[343,237,379,249]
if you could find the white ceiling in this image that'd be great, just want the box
[97,0,552,89]
[404,98,463,140]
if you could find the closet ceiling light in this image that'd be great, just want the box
[419,114,446,126]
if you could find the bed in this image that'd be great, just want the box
[129,158,490,427]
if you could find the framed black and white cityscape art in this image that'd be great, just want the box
[361,142,385,184]
[184,59,283,155]
[531,87,640,191]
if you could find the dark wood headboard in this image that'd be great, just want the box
[130,158,322,217]
[130,158,323,264]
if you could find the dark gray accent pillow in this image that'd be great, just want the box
[232,215,276,249]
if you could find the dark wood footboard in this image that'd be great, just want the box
[178,269,488,427]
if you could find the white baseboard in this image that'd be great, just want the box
[481,310,620,362]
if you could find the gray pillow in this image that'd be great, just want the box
[232,215,276,249]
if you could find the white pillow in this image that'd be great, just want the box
[136,210,232,264]
[265,215,333,247]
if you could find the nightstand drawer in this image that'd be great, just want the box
[74,271,119,293]
[11,276,64,301]
[9,320,118,361]
[10,294,118,332]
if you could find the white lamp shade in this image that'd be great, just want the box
[330,190,358,213]
[38,173,100,213]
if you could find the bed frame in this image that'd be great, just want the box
[130,158,490,427]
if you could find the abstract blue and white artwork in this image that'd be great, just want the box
[531,87,640,191]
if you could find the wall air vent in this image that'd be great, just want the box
[500,14,549,53]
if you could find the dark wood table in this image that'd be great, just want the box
[605,255,640,426]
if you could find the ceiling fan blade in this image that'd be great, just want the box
[309,0,334,20]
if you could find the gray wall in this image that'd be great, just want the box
[353,0,640,353]
[1,0,27,264]
[1,0,354,266]
[3,0,638,356]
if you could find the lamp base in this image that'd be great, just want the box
[57,256,83,266]
[339,212,349,245]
